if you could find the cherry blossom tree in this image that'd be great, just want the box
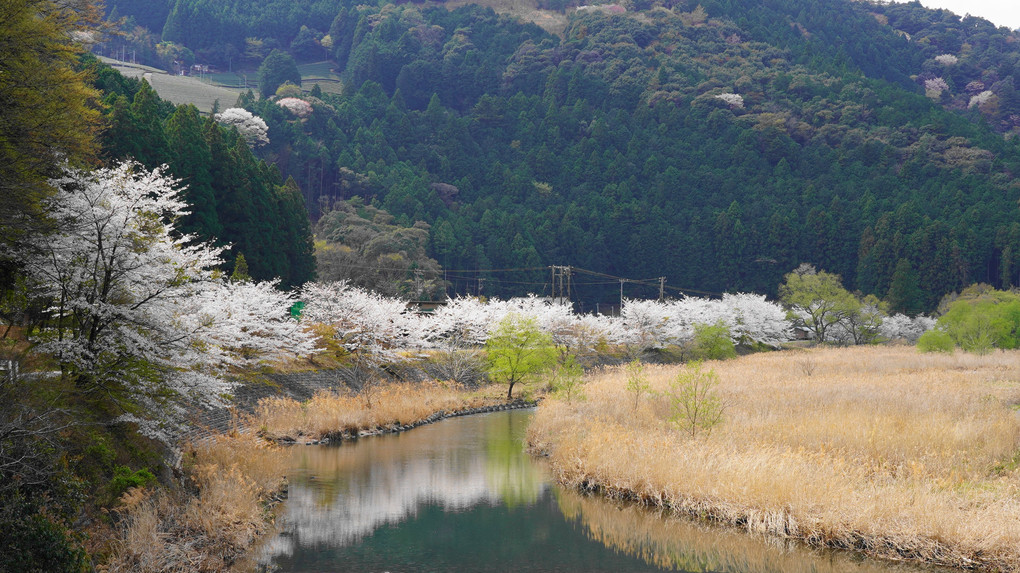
[925,77,949,99]
[714,93,744,108]
[22,162,314,404]
[277,97,313,119]
[721,293,791,347]
[420,296,494,347]
[879,314,935,343]
[619,294,791,352]
[619,298,678,351]
[214,107,269,148]
[300,281,422,385]
[969,90,995,110]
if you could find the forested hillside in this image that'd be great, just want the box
[105,0,1020,311]
[88,56,316,287]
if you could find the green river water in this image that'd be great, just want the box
[259,409,945,573]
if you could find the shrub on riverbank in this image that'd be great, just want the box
[528,346,1020,570]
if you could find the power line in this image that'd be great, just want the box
[318,259,723,298]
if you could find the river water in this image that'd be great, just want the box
[259,409,944,573]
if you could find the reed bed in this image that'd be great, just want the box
[102,432,289,572]
[251,381,509,441]
[528,346,1020,571]
[555,487,909,573]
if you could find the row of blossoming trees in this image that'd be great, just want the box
[298,281,935,374]
[16,161,935,412]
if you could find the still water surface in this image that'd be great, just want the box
[260,410,943,573]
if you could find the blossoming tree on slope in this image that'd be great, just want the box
[23,162,315,405]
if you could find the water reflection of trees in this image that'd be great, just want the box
[556,489,935,573]
[262,411,545,560]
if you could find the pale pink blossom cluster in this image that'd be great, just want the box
[619,294,790,350]
[714,93,744,108]
[277,97,313,118]
[25,162,316,406]
[301,280,417,362]
[969,90,995,109]
[878,314,935,343]
[215,107,270,147]
[300,285,793,361]
[924,77,949,98]
[934,54,958,66]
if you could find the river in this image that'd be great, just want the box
[259,409,946,573]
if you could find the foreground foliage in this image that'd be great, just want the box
[103,432,288,572]
[0,0,100,246]
[528,347,1020,570]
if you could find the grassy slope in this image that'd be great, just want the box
[101,56,243,113]
[442,0,569,36]
[528,346,1020,571]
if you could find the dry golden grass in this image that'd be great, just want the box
[102,432,289,572]
[251,381,512,441]
[528,346,1020,571]
[556,487,908,573]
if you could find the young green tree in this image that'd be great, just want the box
[917,328,955,353]
[689,321,737,360]
[486,314,556,400]
[666,361,724,438]
[625,359,649,410]
[257,49,301,98]
[838,294,886,345]
[935,287,1020,354]
[549,353,585,403]
[780,264,860,343]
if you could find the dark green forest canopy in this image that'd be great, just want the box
[88,56,316,288]
[103,0,1020,310]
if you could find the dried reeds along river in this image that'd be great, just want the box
[259,409,945,573]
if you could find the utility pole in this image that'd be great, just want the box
[619,279,626,312]
[567,266,572,303]
[414,269,424,300]
[659,277,666,302]
[550,265,572,305]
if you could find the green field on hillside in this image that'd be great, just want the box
[101,57,242,113]
[99,57,345,111]
[299,61,344,94]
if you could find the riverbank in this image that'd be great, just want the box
[251,381,532,443]
[102,381,522,572]
[526,346,1020,571]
